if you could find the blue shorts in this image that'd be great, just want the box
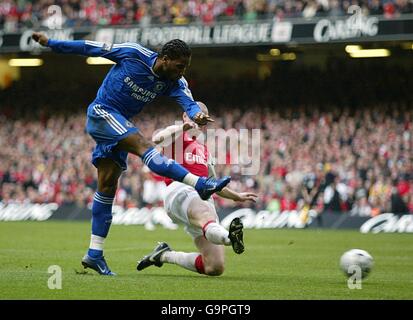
[86,103,139,171]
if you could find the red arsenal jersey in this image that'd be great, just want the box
[163,132,209,186]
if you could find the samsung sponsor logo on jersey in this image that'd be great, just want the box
[124,76,157,102]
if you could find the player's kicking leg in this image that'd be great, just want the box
[116,133,231,200]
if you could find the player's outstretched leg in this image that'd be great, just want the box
[118,135,232,200]
[228,217,244,254]
[137,242,218,275]
[141,147,231,200]
[137,242,172,271]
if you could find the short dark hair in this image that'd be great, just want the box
[160,39,191,60]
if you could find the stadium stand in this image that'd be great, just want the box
[1,60,412,215]
[1,0,413,31]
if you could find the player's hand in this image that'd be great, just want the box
[183,122,198,131]
[32,32,49,46]
[236,192,258,203]
[193,112,214,126]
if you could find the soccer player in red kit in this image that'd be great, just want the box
[136,102,257,276]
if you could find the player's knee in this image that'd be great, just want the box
[99,182,117,195]
[136,138,153,155]
[98,172,120,194]
[121,133,153,156]
[204,263,225,276]
[97,160,122,194]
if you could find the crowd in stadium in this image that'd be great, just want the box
[1,56,413,216]
[1,0,413,31]
[1,103,412,216]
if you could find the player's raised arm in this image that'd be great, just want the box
[31,32,153,63]
[208,161,257,203]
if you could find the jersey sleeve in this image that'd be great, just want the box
[47,39,154,63]
[166,77,201,120]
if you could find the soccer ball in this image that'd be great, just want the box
[339,249,373,279]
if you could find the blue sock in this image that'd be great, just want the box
[87,192,114,258]
[141,147,189,182]
[88,248,103,259]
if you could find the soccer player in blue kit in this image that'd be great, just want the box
[31,32,231,276]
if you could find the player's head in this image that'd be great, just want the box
[158,39,191,81]
[184,101,209,133]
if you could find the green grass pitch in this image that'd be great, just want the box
[0,221,412,300]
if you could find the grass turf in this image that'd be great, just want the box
[0,221,412,300]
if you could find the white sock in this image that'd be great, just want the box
[182,173,199,188]
[89,234,105,251]
[161,251,199,273]
[204,222,231,245]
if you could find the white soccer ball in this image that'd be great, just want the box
[339,249,374,279]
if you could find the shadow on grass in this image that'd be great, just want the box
[132,272,281,283]
[74,268,94,276]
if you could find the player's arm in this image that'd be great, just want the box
[31,32,149,63]
[217,187,258,203]
[167,78,214,126]
[152,122,196,146]
[208,162,257,203]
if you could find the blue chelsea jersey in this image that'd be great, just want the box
[47,39,201,120]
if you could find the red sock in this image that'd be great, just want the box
[195,254,205,274]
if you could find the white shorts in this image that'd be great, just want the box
[164,181,217,239]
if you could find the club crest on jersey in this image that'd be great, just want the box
[154,81,166,93]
